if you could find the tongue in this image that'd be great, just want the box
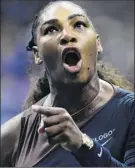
[63,59,82,73]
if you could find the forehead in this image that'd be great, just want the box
[40,2,87,23]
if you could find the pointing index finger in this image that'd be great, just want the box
[32,105,65,116]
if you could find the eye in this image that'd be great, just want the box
[44,26,59,35]
[74,21,87,30]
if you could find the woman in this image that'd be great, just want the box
[1,1,134,167]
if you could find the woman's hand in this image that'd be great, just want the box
[32,105,83,152]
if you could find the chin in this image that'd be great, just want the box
[62,73,91,87]
[50,68,93,88]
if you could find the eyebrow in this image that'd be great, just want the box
[42,19,58,26]
[42,14,87,26]
[68,14,86,20]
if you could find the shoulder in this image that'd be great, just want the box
[1,107,37,166]
[115,87,134,108]
[1,96,46,166]
[113,87,134,120]
[2,95,47,133]
[1,107,32,140]
[1,111,25,166]
[1,106,33,138]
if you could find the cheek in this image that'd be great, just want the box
[81,31,97,65]
[37,37,61,72]
[38,37,59,61]
[83,30,97,54]
[78,31,97,81]
[39,36,58,52]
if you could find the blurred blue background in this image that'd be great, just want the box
[1,0,134,124]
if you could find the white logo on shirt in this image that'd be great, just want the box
[93,128,115,146]
[101,136,113,146]
[97,147,103,157]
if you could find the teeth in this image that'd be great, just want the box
[66,51,76,55]
[77,59,82,68]
[64,51,79,58]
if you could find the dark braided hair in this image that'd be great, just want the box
[26,1,58,51]
[26,14,39,51]
[23,1,133,110]
[26,6,46,51]
[23,2,54,110]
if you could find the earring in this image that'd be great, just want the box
[35,57,43,65]
[35,53,43,65]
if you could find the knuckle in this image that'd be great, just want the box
[42,117,47,122]
[62,113,70,120]
[42,118,49,125]
[66,121,71,128]
[60,108,67,113]
[44,127,50,134]
[63,130,70,140]
[63,121,71,130]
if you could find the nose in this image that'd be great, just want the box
[60,29,77,45]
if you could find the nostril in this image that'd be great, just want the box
[60,37,77,45]
[71,37,77,43]
[60,38,68,45]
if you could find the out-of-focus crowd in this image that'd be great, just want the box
[1,0,48,124]
[1,44,29,124]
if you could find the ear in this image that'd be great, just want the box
[32,46,43,65]
[96,34,103,54]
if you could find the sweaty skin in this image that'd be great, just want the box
[31,1,114,152]
[33,1,114,114]
[36,2,97,85]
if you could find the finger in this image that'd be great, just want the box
[45,121,68,137]
[32,105,65,116]
[42,113,70,127]
[38,113,71,134]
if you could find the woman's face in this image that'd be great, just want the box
[35,2,98,86]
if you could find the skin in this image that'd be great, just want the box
[34,1,100,85]
[31,1,114,152]
[33,1,104,111]
[32,105,83,152]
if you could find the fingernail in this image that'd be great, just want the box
[38,120,45,133]
[38,127,45,133]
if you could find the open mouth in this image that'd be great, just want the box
[62,48,82,73]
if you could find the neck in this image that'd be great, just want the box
[46,73,100,115]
